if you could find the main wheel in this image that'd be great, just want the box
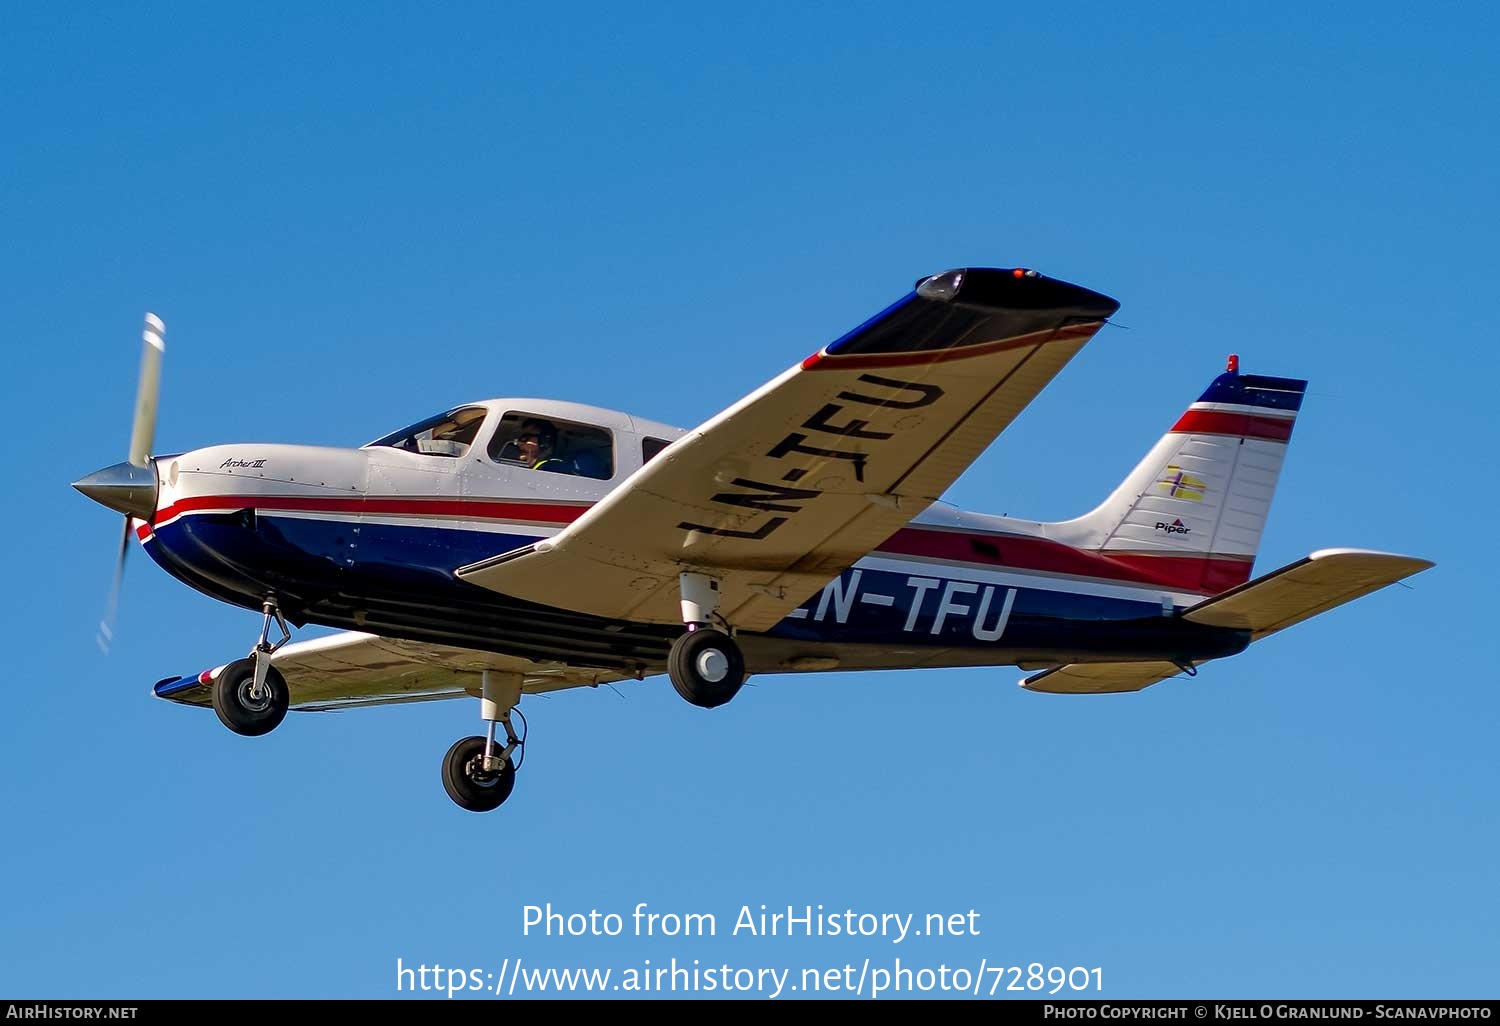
[441,736,516,812]
[667,628,745,709]
[212,657,290,737]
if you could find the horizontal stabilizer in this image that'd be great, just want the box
[1020,548,1433,695]
[1181,548,1434,639]
[1020,660,1190,695]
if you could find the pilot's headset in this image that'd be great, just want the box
[520,420,558,458]
[525,420,555,450]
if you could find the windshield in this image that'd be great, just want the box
[367,406,488,458]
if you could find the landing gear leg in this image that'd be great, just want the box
[212,595,291,737]
[667,571,745,709]
[441,670,523,812]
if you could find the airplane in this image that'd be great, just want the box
[73,267,1434,812]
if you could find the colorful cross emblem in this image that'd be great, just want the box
[1155,465,1206,501]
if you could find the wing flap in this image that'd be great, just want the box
[1181,548,1434,639]
[459,269,1118,631]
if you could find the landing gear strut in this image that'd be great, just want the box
[212,596,291,736]
[667,572,745,709]
[442,670,525,812]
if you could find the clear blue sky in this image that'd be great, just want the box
[3,1,1495,1000]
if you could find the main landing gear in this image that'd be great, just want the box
[442,670,526,813]
[667,572,746,709]
[212,596,291,737]
[204,586,741,810]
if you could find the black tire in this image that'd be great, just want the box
[211,657,290,737]
[667,628,745,709]
[441,736,516,813]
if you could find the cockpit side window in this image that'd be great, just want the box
[642,437,672,464]
[367,406,488,458]
[488,412,614,480]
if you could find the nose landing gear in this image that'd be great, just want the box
[212,597,291,737]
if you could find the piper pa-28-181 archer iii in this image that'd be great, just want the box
[74,267,1434,811]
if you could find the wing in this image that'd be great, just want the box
[152,631,634,711]
[458,267,1119,631]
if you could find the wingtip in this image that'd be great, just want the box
[1306,548,1437,574]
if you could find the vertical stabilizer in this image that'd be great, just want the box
[1048,359,1307,593]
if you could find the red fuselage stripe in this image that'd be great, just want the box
[152,494,589,526]
[877,528,1252,593]
[149,494,1251,593]
[1171,409,1295,441]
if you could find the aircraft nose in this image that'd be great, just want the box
[72,461,159,520]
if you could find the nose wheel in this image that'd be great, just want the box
[212,596,292,737]
[211,657,289,736]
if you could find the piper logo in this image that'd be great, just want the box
[1155,518,1191,536]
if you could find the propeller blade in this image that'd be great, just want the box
[127,313,165,468]
[97,517,133,654]
[97,313,165,651]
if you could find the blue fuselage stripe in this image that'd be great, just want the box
[143,512,1246,664]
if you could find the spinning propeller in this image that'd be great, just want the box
[73,314,165,652]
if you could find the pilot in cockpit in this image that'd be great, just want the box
[513,418,575,475]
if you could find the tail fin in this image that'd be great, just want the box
[1049,357,1307,593]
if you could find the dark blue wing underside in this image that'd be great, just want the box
[825,268,1120,357]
